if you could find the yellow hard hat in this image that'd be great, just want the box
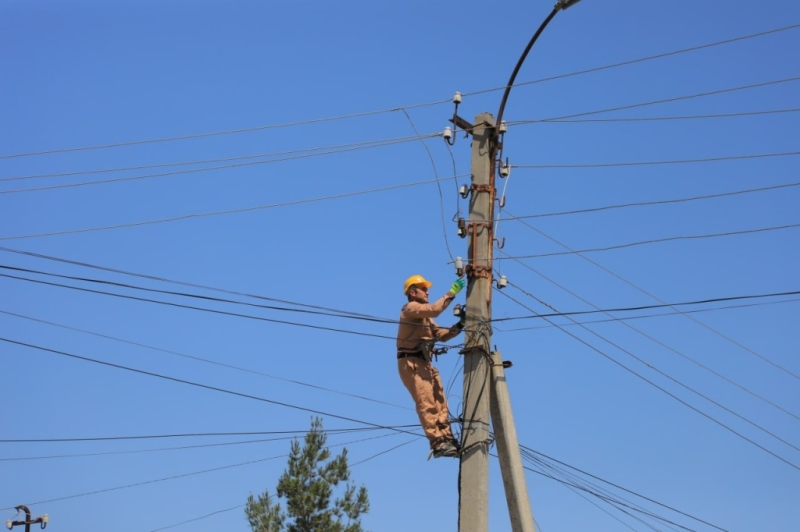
[403,274,432,295]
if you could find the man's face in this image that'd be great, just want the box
[411,285,429,303]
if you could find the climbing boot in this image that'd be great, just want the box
[431,438,459,458]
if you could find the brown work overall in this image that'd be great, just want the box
[396,294,459,446]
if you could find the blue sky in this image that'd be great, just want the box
[1,1,798,531]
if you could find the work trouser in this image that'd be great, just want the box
[398,357,453,445]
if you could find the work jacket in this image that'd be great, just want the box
[396,292,459,353]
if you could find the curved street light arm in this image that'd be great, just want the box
[495,6,559,131]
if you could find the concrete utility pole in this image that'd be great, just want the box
[491,351,536,532]
[459,112,496,532]
[455,6,583,531]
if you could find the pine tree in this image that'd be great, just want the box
[245,418,370,532]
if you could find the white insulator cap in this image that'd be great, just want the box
[499,121,508,134]
[459,184,469,198]
[42,515,49,525]
[6,520,12,530]
[453,91,462,104]
[499,164,510,178]
[497,275,508,289]
[443,126,452,140]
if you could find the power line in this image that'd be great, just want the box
[0,270,396,340]
[0,134,435,183]
[500,264,800,426]
[148,504,243,532]
[0,426,405,444]
[491,288,800,322]
[0,337,424,438]
[519,460,699,532]
[494,289,800,472]
[0,434,335,462]
[466,23,800,98]
[4,432,408,510]
[4,254,795,369]
[502,278,800,450]
[145,435,413,532]
[503,222,800,259]
[0,427,416,462]
[0,246,376,319]
[145,434,414,532]
[0,105,449,160]
[510,76,800,125]
[0,308,411,411]
[0,134,440,196]
[502,181,800,220]
[10,454,284,509]
[497,297,800,332]
[501,204,800,423]
[0,264,398,326]
[0,174,464,241]
[511,150,800,169]
[539,107,800,123]
[400,109,455,260]
[521,464,687,532]
[503,211,800,382]
[518,445,728,532]
[2,23,796,160]
[0,263,440,336]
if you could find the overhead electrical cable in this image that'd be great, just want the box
[148,504,243,532]
[501,277,800,447]
[502,181,800,220]
[494,289,800,472]
[11,454,284,509]
[517,447,694,532]
[503,222,800,259]
[0,271,396,340]
[519,461,697,532]
[511,150,800,169]
[518,445,728,532]
[0,134,434,183]
[465,23,800,97]
[0,337,424,438]
[349,438,417,468]
[0,434,358,462]
[0,105,451,160]
[541,107,800,123]
[0,426,408,444]
[498,297,800,332]
[0,246,375,319]
[0,134,440,195]
[0,174,465,241]
[0,308,411,411]
[519,451,682,532]
[4,264,797,334]
[400,109,455,260]
[510,76,800,125]
[499,260,800,425]
[2,23,796,160]
[491,287,800,321]
[504,212,800,382]
[0,264,398,326]
[4,432,409,509]
[0,264,441,336]
[1,427,415,462]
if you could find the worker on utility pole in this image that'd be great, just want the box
[397,274,466,458]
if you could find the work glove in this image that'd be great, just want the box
[449,277,466,296]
